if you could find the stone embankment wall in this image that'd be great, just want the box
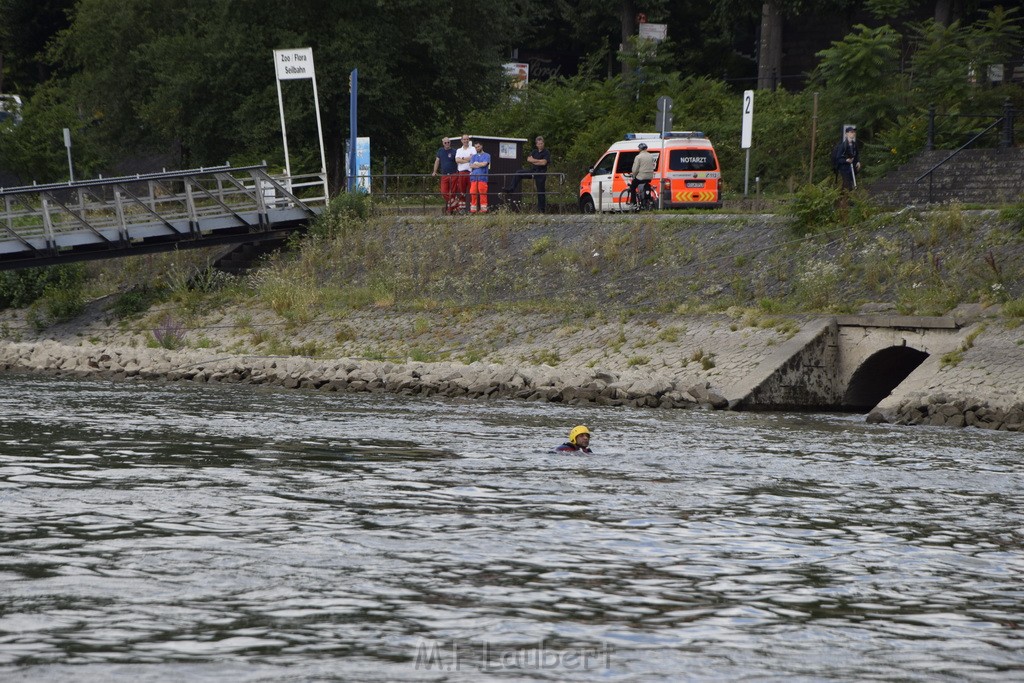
[1,311,1022,433]
[0,340,731,410]
[880,396,1024,431]
[869,319,1024,433]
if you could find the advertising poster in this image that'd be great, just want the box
[346,137,372,193]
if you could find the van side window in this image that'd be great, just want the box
[592,153,616,176]
[615,151,660,174]
[616,152,637,173]
[669,150,717,171]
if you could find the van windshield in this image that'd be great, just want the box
[669,149,716,171]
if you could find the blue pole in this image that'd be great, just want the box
[348,68,358,192]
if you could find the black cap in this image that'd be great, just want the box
[845,126,857,132]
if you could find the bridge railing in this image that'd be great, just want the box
[0,165,327,257]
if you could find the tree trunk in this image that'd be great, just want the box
[757,1,783,90]
[620,0,637,76]
[934,0,964,25]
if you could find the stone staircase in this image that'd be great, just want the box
[869,148,1024,206]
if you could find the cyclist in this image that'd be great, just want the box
[629,142,656,209]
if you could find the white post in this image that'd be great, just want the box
[744,148,751,197]
[63,128,74,183]
[741,90,754,198]
[310,72,329,202]
[275,74,291,187]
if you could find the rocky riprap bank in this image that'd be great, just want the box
[877,396,1024,431]
[0,340,730,410]
[2,309,1023,433]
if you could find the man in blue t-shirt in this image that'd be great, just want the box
[469,141,491,213]
[502,136,551,213]
[432,137,459,214]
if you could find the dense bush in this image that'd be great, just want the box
[111,285,164,319]
[310,191,373,239]
[0,264,86,310]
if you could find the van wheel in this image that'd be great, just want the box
[579,195,596,214]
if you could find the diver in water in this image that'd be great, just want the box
[555,425,592,453]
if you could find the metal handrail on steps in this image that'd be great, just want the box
[914,117,1006,203]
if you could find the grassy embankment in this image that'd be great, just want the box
[4,191,1024,366]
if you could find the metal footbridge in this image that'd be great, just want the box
[0,166,326,270]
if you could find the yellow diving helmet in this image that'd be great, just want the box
[569,425,591,445]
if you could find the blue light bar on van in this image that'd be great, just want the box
[624,131,706,140]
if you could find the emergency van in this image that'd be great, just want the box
[578,132,722,212]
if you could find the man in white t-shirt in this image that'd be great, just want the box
[454,134,473,212]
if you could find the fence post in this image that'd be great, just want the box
[926,104,935,151]
[1001,98,1014,149]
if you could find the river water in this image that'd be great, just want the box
[0,373,1022,682]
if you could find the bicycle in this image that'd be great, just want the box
[618,176,659,212]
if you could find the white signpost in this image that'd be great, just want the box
[273,48,328,199]
[63,127,74,183]
[741,90,754,197]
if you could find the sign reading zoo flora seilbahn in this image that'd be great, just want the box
[274,48,316,80]
[271,47,328,200]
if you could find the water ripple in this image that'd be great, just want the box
[0,375,1022,680]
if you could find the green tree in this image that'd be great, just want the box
[908,19,971,107]
[813,24,905,129]
[619,35,679,102]
[0,80,109,182]
[712,0,858,90]
[968,5,1023,86]
[0,0,74,94]
[46,0,537,181]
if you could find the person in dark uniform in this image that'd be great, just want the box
[502,136,551,213]
[555,425,593,453]
[832,126,861,191]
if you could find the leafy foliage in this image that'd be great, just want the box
[310,191,372,239]
[813,24,902,127]
[0,264,85,309]
[788,181,842,236]
[908,20,971,107]
[34,0,537,179]
[969,5,1024,83]
[111,285,163,319]
[0,81,110,182]
[0,0,1021,197]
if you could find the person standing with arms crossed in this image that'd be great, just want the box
[468,140,491,213]
[431,137,458,214]
[454,134,473,213]
[502,136,551,213]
